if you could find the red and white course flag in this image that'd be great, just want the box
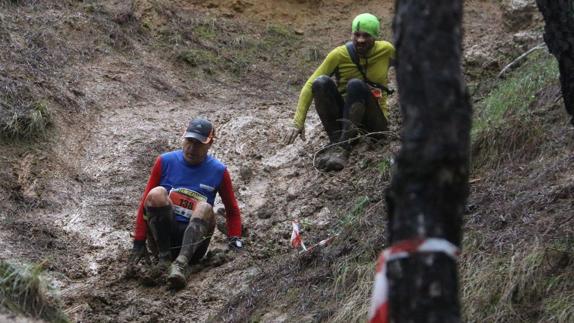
[368,238,460,323]
[290,220,306,250]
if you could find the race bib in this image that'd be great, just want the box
[169,188,207,219]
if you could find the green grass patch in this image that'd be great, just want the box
[261,24,297,48]
[1,99,52,140]
[329,260,373,322]
[544,290,574,322]
[0,77,52,140]
[377,158,392,177]
[326,193,387,322]
[461,236,574,322]
[472,50,559,137]
[335,195,370,232]
[471,115,545,168]
[177,49,218,68]
[471,50,559,169]
[0,260,69,322]
[194,21,217,40]
[148,9,306,80]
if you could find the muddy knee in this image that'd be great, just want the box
[346,78,370,97]
[145,187,170,208]
[192,202,215,227]
[312,75,337,95]
[144,188,173,260]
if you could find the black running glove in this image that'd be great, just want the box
[228,237,243,251]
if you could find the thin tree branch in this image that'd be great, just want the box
[497,43,546,78]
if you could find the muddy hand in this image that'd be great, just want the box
[286,125,305,145]
[125,240,147,277]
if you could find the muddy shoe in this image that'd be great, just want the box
[168,256,190,290]
[315,151,332,170]
[324,147,349,172]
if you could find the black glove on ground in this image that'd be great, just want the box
[128,240,147,264]
[228,237,243,251]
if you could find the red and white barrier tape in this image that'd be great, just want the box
[368,238,460,323]
[290,220,306,251]
[290,220,338,253]
[299,234,337,254]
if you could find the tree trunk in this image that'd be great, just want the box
[536,0,574,125]
[385,1,471,322]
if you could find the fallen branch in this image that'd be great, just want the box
[497,43,546,78]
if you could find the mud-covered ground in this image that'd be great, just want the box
[0,0,556,322]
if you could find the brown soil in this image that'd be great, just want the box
[2,0,569,322]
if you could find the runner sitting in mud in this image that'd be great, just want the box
[286,13,395,172]
[127,118,243,290]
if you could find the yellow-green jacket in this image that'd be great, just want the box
[293,40,395,129]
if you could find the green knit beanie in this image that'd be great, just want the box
[352,13,380,38]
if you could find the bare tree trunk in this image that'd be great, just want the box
[536,0,574,125]
[385,0,471,321]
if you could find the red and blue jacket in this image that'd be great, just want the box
[133,150,242,241]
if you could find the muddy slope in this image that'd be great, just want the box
[0,0,380,321]
[1,0,562,322]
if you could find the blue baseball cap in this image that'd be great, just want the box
[184,118,214,144]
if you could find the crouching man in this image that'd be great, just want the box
[286,13,395,171]
[127,118,243,289]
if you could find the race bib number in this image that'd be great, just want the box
[169,188,207,219]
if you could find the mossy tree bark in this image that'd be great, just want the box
[385,1,471,321]
[535,0,574,125]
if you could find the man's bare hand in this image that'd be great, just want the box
[286,125,305,145]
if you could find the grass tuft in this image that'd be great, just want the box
[335,196,370,232]
[145,8,305,80]
[472,50,558,136]
[377,158,392,178]
[0,78,52,140]
[0,260,69,322]
[471,50,559,169]
[177,49,217,68]
[461,236,574,322]
[471,114,544,168]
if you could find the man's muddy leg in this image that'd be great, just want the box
[312,75,345,144]
[169,202,215,289]
[177,202,216,263]
[339,78,372,148]
[363,92,388,141]
[323,79,370,171]
[144,187,173,263]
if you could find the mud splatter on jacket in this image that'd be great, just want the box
[133,151,241,241]
[293,40,395,129]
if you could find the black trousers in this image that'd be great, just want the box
[312,76,388,147]
[145,206,211,264]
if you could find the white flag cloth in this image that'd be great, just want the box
[290,220,306,250]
